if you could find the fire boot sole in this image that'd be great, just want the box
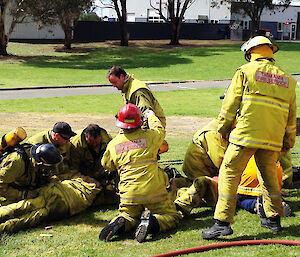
[99,216,126,241]
[135,210,152,243]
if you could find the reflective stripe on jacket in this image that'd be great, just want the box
[218,59,296,151]
[55,177,101,216]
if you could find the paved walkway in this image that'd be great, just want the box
[0,74,299,100]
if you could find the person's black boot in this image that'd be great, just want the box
[135,209,159,243]
[201,219,233,239]
[99,216,126,241]
[261,215,282,233]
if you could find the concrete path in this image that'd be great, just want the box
[0,74,299,100]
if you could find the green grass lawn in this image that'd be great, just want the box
[1,86,300,117]
[0,41,299,256]
[0,41,299,88]
[0,136,299,257]
[0,89,300,256]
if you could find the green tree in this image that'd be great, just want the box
[99,0,128,46]
[150,0,197,45]
[0,0,28,56]
[79,11,100,21]
[216,0,291,37]
[21,0,95,49]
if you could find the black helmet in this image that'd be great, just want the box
[31,143,62,166]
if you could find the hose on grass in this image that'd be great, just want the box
[151,240,300,257]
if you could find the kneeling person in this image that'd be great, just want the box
[99,104,181,243]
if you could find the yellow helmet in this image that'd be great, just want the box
[241,36,279,61]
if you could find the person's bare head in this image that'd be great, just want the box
[107,66,128,90]
[84,124,102,149]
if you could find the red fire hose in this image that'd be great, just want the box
[151,240,300,257]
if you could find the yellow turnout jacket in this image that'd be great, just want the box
[122,75,166,127]
[70,128,112,179]
[218,59,297,151]
[101,115,167,204]
[0,149,37,204]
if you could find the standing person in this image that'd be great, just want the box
[27,122,77,179]
[202,36,297,239]
[99,104,181,243]
[107,66,168,154]
[107,66,166,128]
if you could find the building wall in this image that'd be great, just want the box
[231,4,300,40]
[10,22,65,40]
[107,0,231,23]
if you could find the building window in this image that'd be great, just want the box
[147,8,164,23]
[277,22,283,32]
[240,20,249,30]
[127,13,135,22]
[148,16,164,23]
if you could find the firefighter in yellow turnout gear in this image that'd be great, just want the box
[173,176,218,216]
[0,143,62,206]
[107,66,168,155]
[27,122,77,180]
[202,36,297,239]
[70,124,119,206]
[182,119,228,181]
[70,124,112,179]
[107,66,166,128]
[173,157,288,217]
[99,104,181,243]
[0,175,101,234]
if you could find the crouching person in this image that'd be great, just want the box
[99,104,181,243]
[0,143,62,206]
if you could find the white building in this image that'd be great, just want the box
[8,0,300,40]
[100,0,300,40]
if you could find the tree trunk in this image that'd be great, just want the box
[0,7,8,56]
[61,14,73,50]
[251,19,259,37]
[64,26,72,49]
[120,18,128,46]
[169,20,181,45]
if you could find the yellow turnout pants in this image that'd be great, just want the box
[214,143,283,223]
[111,197,182,232]
[0,183,68,233]
[174,176,218,215]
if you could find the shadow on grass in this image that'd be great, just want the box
[16,44,242,71]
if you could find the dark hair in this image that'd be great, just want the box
[84,124,101,138]
[107,66,127,78]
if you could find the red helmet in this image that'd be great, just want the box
[116,104,143,129]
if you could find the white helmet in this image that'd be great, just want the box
[241,36,279,61]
